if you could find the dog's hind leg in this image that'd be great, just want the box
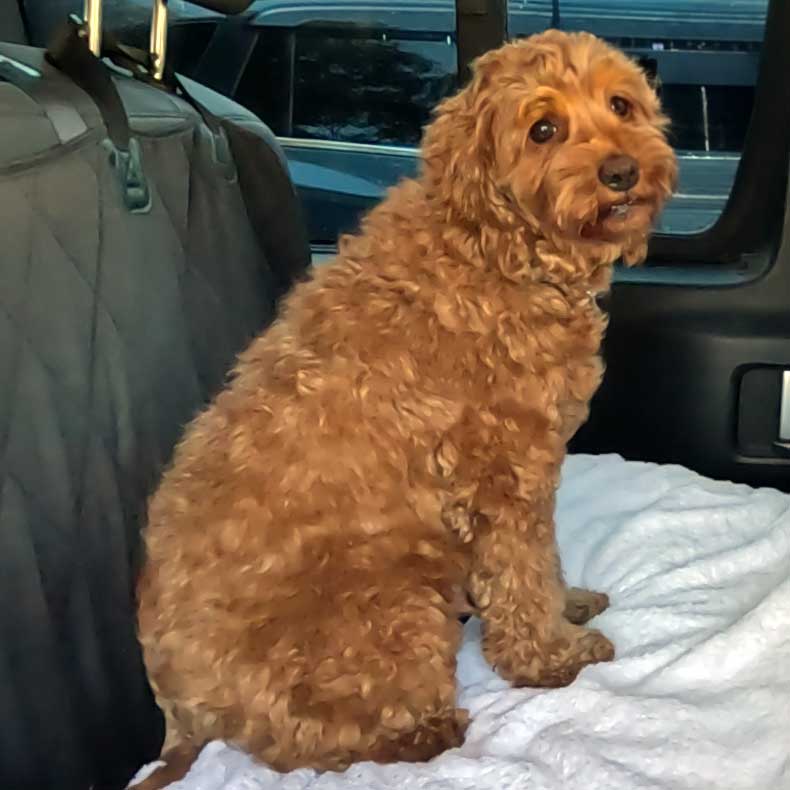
[365,708,470,764]
[234,570,469,772]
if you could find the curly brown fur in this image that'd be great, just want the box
[137,30,676,776]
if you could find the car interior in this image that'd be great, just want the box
[1,0,788,788]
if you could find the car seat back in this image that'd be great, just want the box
[0,4,308,787]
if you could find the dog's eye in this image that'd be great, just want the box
[529,119,557,143]
[610,96,631,118]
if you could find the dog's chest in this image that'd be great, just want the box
[492,290,605,384]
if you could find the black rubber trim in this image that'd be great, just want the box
[186,0,253,14]
[455,0,508,86]
[649,0,790,264]
[14,0,32,43]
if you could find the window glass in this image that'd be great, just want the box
[234,23,457,148]
[26,0,771,239]
[291,34,455,146]
[235,1,770,236]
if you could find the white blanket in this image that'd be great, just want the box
[133,454,790,790]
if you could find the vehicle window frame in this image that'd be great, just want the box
[139,0,787,276]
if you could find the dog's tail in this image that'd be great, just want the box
[127,742,202,790]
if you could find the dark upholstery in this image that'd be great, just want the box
[0,2,27,43]
[0,43,309,790]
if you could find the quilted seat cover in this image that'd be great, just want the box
[0,43,309,790]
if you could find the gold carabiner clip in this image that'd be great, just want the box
[149,0,169,81]
[82,0,102,56]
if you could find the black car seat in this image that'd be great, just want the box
[0,1,27,43]
[0,3,310,788]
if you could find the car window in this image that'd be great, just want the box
[231,1,769,238]
[237,28,456,147]
[244,1,766,152]
[24,0,771,240]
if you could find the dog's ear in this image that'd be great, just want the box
[421,65,499,221]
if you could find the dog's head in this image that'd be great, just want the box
[423,31,677,266]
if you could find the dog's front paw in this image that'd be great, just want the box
[518,628,614,688]
[486,625,614,689]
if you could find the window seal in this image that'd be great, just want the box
[455,0,507,86]
[648,0,789,265]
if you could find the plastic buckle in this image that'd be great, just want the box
[211,125,238,182]
[104,137,152,213]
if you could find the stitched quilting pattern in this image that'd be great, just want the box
[0,101,295,789]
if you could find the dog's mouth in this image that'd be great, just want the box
[582,196,652,238]
[601,196,645,221]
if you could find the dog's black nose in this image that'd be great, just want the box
[598,155,639,192]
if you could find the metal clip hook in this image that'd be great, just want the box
[82,0,102,56]
[150,0,169,81]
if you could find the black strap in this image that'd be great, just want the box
[99,31,224,135]
[222,122,312,297]
[171,72,311,293]
[46,15,131,151]
[45,17,151,213]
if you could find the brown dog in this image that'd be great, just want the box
[135,30,676,787]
